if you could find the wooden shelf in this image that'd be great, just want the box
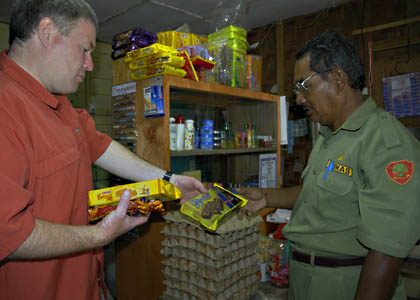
[171,147,277,157]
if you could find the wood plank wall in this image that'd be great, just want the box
[248,0,420,128]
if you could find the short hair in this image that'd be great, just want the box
[9,0,99,46]
[296,29,366,91]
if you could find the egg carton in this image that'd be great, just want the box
[163,210,263,235]
[162,275,258,300]
[162,265,258,291]
[161,233,258,260]
[160,245,255,269]
[160,220,261,248]
[161,254,257,281]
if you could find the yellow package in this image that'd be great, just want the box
[129,52,185,70]
[157,31,207,49]
[125,43,178,62]
[180,184,248,231]
[88,178,181,207]
[131,64,186,80]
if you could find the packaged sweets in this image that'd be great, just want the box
[128,52,186,70]
[131,64,186,80]
[125,43,178,62]
[88,179,181,222]
[180,184,248,231]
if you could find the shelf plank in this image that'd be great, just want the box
[164,76,280,103]
[170,147,277,157]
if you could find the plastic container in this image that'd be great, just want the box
[200,119,214,150]
[175,115,185,151]
[184,119,195,150]
[169,117,177,151]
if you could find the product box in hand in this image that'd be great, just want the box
[88,179,181,223]
[180,184,248,231]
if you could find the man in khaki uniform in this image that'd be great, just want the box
[238,30,420,300]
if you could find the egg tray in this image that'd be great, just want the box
[162,265,257,293]
[160,245,255,269]
[161,232,258,260]
[163,210,263,235]
[162,275,258,300]
[161,256,258,282]
[160,220,261,248]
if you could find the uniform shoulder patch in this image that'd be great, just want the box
[386,160,414,184]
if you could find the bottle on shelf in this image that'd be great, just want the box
[169,117,177,151]
[246,123,252,148]
[251,124,257,148]
[175,115,185,151]
[200,119,214,150]
[184,119,195,150]
[224,121,234,149]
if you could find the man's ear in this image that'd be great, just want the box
[330,67,348,94]
[37,17,58,48]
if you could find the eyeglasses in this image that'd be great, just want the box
[292,73,321,96]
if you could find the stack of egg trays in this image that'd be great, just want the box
[160,220,260,300]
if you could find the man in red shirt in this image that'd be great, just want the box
[0,1,206,299]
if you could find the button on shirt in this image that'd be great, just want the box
[0,51,112,299]
[283,97,420,258]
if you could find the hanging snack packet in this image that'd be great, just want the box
[180,183,248,231]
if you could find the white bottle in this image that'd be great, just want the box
[169,117,177,151]
[184,119,195,150]
[176,115,185,151]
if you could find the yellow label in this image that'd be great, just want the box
[327,160,353,177]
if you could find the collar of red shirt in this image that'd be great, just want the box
[0,50,61,110]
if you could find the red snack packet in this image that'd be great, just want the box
[177,50,199,81]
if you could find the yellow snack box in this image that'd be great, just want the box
[131,64,187,80]
[125,43,178,62]
[128,52,186,70]
[88,178,181,207]
[180,183,248,231]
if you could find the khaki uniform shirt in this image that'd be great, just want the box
[283,97,420,258]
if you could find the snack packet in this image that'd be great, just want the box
[88,179,181,223]
[180,184,248,231]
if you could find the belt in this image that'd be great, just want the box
[291,249,365,268]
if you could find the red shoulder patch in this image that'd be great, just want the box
[386,160,414,185]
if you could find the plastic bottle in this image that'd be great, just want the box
[224,122,234,149]
[251,124,257,148]
[169,117,177,151]
[175,115,185,151]
[246,123,252,148]
[200,119,214,150]
[184,119,195,150]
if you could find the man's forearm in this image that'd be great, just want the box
[9,218,104,260]
[264,185,302,209]
[354,250,403,300]
[94,140,166,182]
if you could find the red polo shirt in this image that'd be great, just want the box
[0,51,112,299]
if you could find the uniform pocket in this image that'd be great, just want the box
[316,171,353,196]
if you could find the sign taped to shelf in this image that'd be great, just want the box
[259,153,277,188]
[143,76,165,118]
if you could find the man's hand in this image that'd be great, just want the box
[97,190,149,245]
[235,188,267,216]
[171,174,207,204]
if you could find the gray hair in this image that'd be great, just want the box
[9,0,98,46]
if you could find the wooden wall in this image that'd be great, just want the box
[248,0,420,128]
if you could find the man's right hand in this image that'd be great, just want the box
[97,190,149,245]
[235,188,267,216]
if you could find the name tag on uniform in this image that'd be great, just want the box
[326,160,353,177]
